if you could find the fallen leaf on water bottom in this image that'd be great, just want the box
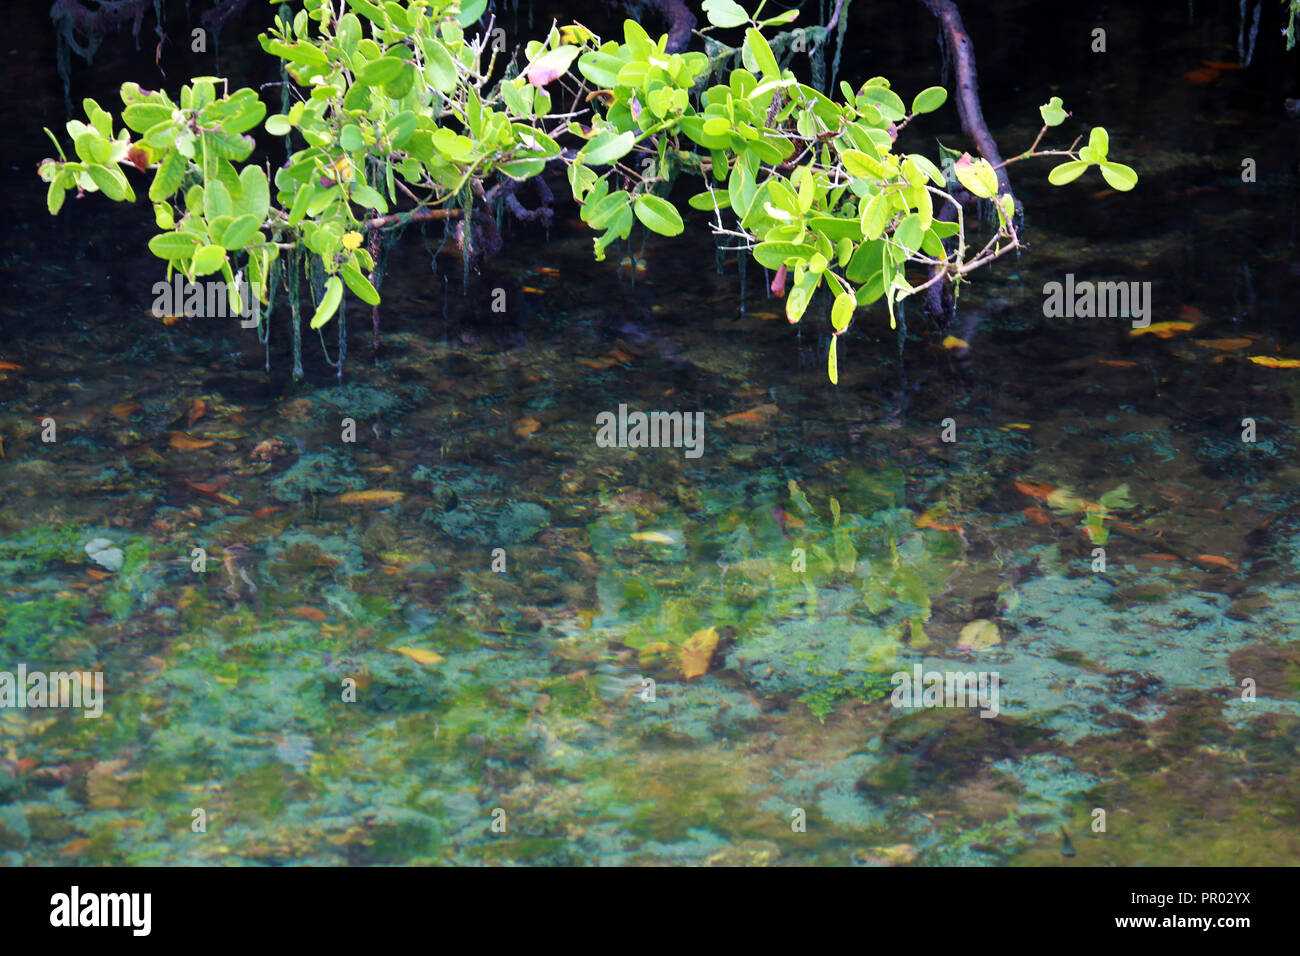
[169,432,215,451]
[1248,355,1300,369]
[392,646,444,665]
[335,489,405,505]
[1197,554,1239,571]
[958,619,1001,651]
[679,627,719,679]
[290,605,327,623]
[514,417,542,437]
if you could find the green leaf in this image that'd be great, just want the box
[87,163,132,201]
[577,50,628,88]
[894,213,923,254]
[688,190,730,211]
[831,292,855,333]
[149,149,187,201]
[911,86,947,115]
[422,39,459,93]
[841,149,884,179]
[785,269,820,323]
[235,165,270,221]
[192,244,227,276]
[204,180,233,221]
[1039,96,1067,127]
[633,194,685,236]
[122,103,172,133]
[219,214,261,250]
[457,0,488,25]
[265,114,293,136]
[745,28,780,81]
[1087,126,1109,159]
[310,275,344,329]
[341,259,381,305]
[828,336,839,384]
[1098,161,1137,191]
[579,130,635,166]
[340,124,365,152]
[1047,160,1089,186]
[47,181,66,215]
[357,56,405,88]
[752,241,816,269]
[288,183,316,226]
[203,129,254,161]
[702,0,750,28]
[953,154,999,199]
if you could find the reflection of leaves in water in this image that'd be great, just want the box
[587,469,958,716]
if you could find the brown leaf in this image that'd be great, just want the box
[514,417,542,438]
[169,432,215,451]
[185,397,207,427]
[718,404,779,427]
[290,605,327,623]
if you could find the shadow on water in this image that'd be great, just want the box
[2,0,1300,864]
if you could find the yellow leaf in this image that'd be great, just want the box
[941,335,969,350]
[392,646,444,665]
[335,489,405,505]
[341,231,363,251]
[679,627,719,679]
[1247,355,1300,368]
[957,619,1001,651]
[630,531,682,545]
[1129,321,1195,339]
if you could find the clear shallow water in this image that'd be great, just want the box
[2,0,1300,865]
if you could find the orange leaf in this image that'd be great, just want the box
[679,627,719,679]
[1247,356,1300,369]
[335,489,405,505]
[169,432,215,450]
[576,357,618,370]
[1014,481,1056,500]
[185,398,207,427]
[1097,359,1138,368]
[110,401,141,421]
[60,838,93,857]
[536,267,561,277]
[522,286,546,294]
[719,404,779,426]
[1193,338,1252,351]
[1139,553,1178,562]
[1023,507,1051,526]
[1179,305,1208,323]
[514,417,542,437]
[0,361,24,371]
[1130,321,1196,339]
[290,605,327,623]
[1197,554,1239,571]
[251,506,284,518]
[85,569,111,581]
